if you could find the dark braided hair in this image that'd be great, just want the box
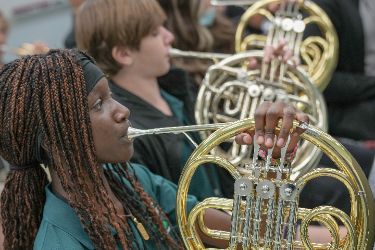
[105,163,183,249]
[0,49,183,249]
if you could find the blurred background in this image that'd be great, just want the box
[0,0,71,63]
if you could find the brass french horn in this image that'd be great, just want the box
[172,119,375,249]
[195,50,326,179]
[235,0,338,91]
[127,120,374,249]
[210,0,257,6]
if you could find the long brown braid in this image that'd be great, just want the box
[105,163,183,249]
[0,49,182,249]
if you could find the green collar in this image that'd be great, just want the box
[42,184,94,248]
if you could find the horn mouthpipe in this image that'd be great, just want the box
[169,48,229,61]
[127,121,309,140]
[127,123,229,140]
[210,0,257,6]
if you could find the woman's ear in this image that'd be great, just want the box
[36,135,50,164]
[112,46,134,66]
[41,139,48,152]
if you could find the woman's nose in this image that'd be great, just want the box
[113,101,130,123]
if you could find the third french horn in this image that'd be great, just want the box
[235,0,338,91]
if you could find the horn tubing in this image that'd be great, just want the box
[127,120,307,139]
[169,48,229,61]
[127,123,229,140]
[210,0,257,6]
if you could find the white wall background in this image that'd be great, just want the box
[1,0,72,62]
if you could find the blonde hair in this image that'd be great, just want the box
[76,0,166,76]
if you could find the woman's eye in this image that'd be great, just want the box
[93,99,103,110]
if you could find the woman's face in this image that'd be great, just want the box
[88,77,134,163]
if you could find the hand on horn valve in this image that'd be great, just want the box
[246,40,300,74]
[235,101,308,159]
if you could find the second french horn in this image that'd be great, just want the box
[195,49,326,179]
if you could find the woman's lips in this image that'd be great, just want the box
[120,120,132,142]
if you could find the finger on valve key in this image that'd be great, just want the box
[234,101,308,160]
[254,101,307,158]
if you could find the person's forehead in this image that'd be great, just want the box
[90,77,109,94]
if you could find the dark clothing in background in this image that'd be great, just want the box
[64,15,76,49]
[157,67,199,124]
[307,0,375,140]
[64,28,76,49]
[302,138,374,214]
[109,69,224,200]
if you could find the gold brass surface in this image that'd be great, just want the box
[169,48,230,64]
[235,0,338,91]
[195,50,327,179]
[175,119,374,249]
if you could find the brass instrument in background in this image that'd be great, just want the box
[128,120,375,249]
[183,0,338,178]
[195,50,327,179]
[210,0,257,6]
[169,48,229,64]
[235,0,338,91]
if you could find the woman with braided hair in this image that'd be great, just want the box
[0,49,190,249]
[0,49,306,249]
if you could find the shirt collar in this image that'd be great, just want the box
[108,79,185,122]
[160,90,184,122]
[42,184,94,248]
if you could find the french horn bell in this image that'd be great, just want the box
[174,119,375,249]
[235,0,338,91]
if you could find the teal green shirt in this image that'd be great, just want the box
[33,163,198,249]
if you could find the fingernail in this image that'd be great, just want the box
[257,136,264,144]
[277,138,284,147]
[244,134,252,144]
[266,137,273,146]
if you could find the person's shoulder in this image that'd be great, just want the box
[34,220,91,250]
[128,162,154,179]
[127,162,169,189]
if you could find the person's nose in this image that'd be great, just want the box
[113,100,130,123]
[162,27,174,45]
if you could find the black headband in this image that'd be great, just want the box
[11,51,106,172]
[35,52,105,165]
[76,52,105,94]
